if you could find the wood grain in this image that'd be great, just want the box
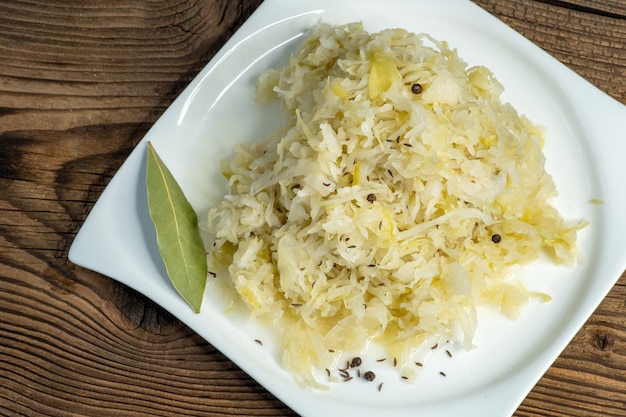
[1,1,625,416]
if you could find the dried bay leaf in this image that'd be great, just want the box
[146,141,207,313]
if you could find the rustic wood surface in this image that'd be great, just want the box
[1,0,625,416]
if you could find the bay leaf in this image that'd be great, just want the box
[146,141,207,313]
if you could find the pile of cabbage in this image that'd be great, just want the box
[207,23,582,387]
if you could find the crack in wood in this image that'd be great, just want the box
[534,0,626,20]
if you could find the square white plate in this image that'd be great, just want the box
[69,0,626,416]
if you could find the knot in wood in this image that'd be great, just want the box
[594,333,613,351]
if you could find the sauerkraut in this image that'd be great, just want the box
[207,22,584,387]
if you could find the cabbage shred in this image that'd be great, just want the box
[207,23,582,387]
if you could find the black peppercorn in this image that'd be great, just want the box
[363,371,376,381]
[411,83,423,94]
[491,234,502,244]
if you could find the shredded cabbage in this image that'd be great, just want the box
[207,22,584,387]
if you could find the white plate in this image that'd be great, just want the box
[69,0,626,416]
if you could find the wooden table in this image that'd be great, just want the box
[1,1,625,415]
